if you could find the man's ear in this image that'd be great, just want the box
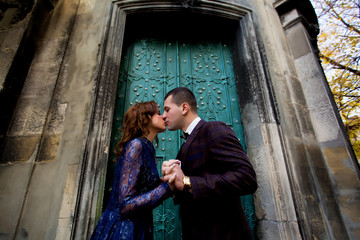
[181,102,190,115]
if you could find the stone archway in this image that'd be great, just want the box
[73,1,301,239]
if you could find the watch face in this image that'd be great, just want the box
[183,176,191,188]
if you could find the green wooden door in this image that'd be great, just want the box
[107,38,256,239]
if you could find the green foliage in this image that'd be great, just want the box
[311,0,360,162]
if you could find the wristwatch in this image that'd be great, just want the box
[183,176,192,190]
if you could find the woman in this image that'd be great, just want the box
[91,101,173,240]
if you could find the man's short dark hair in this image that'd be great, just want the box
[165,87,197,113]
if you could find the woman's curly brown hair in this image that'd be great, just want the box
[113,101,159,158]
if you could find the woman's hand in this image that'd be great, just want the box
[161,160,186,191]
[161,159,181,176]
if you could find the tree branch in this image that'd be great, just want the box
[320,54,360,76]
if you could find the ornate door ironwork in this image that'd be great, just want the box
[106,38,256,239]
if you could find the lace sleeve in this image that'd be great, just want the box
[117,139,172,216]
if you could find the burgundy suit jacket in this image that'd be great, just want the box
[175,120,257,240]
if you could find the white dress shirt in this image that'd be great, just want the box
[185,117,201,135]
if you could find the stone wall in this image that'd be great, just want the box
[0,0,359,239]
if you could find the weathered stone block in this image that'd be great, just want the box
[0,163,33,238]
[1,135,40,163]
[38,134,61,162]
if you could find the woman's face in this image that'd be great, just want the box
[149,108,166,133]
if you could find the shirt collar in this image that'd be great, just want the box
[185,117,201,135]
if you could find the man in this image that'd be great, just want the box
[162,87,258,240]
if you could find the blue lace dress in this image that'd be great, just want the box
[90,137,172,240]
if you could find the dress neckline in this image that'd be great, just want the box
[138,137,156,158]
[138,136,151,145]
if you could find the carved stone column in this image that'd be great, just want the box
[275,1,360,239]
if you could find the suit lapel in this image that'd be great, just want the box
[178,120,206,164]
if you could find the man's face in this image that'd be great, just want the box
[162,95,184,131]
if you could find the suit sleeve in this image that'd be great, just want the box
[190,122,257,200]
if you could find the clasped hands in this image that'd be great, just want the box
[161,159,185,191]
